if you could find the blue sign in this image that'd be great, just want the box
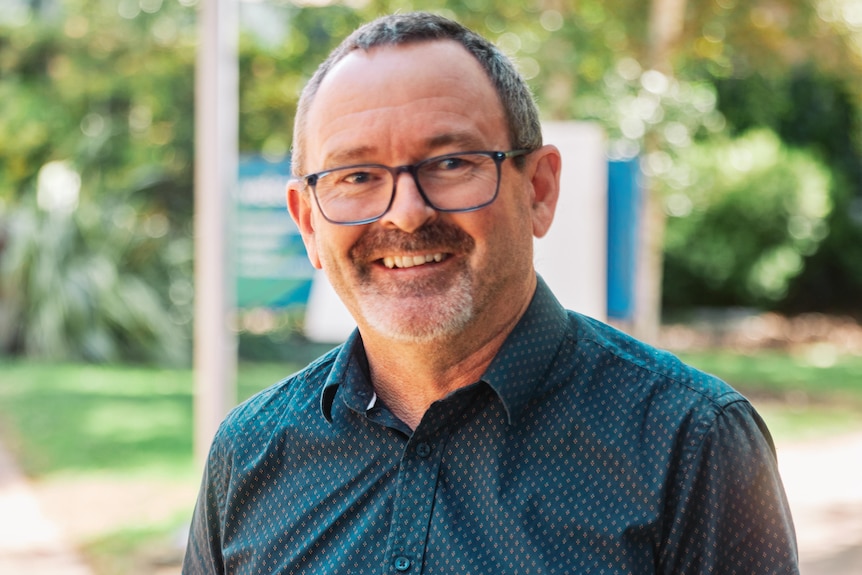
[606,158,641,321]
[236,155,315,309]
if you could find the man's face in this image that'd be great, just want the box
[289,40,557,344]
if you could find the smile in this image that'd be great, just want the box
[382,253,446,269]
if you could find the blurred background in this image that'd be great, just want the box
[1,0,861,573]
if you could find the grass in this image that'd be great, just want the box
[755,403,862,442]
[676,348,862,441]
[0,354,323,575]
[80,512,190,575]
[1,346,860,478]
[0,359,309,479]
[675,348,862,403]
[0,345,860,573]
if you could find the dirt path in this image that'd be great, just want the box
[778,431,862,575]
[0,444,93,575]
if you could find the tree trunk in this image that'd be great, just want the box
[631,0,687,343]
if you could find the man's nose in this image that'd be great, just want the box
[377,171,437,233]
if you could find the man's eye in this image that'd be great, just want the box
[437,157,468,170]
[341,171,375,185]
[425,156,477,174]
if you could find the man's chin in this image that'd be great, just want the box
[359,293,473,344]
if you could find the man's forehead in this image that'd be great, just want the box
[328,38,476,80]
[308,41,485,124]
[304,39,507,166]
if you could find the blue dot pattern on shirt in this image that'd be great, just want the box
[183,278,799,574]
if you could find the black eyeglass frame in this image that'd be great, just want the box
[303,149,533,226]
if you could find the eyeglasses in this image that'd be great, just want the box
[303,149,532,225]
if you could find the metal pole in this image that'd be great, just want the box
[194,0,238,468]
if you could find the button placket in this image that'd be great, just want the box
[384,429,448,574]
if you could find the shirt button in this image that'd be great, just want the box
[415,442,432,458]
[394,556,411,571]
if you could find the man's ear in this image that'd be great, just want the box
[528,145,562,238]
[286,179,322,269]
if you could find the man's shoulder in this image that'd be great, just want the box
[566,311,742,409]
[215,345,342,442]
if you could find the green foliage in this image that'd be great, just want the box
[662,129,832,309]
[579,60,725,161]
[3,0,862,366]
[0,197,191,363]
[715,69,862,312]
[0,1,197,206]
[237,4,364,157]
[0,0,197,363]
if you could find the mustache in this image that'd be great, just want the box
[350,220,475,262]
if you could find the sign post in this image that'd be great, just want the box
[193,0,238,467]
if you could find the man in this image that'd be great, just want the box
[184,12,798,574]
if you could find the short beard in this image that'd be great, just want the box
[360,274,474,343]
[349,222,476,343]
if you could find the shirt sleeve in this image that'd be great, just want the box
[183,430,230,575]
[659,398,800,574]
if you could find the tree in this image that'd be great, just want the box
[0,0,198,362]
[4,0,862,365]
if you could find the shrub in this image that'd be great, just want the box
[662,129,832,310]
[0,196,191,365]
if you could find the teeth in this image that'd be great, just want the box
[382,253,445,269]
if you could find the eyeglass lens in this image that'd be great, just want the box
[312,153,502,224]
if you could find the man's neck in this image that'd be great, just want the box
[361,294,532,430]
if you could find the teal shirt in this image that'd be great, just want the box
[184,278,798,574]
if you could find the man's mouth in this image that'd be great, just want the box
[382,253,446,269]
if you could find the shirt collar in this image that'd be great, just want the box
[320,276,571,425]
[320,329,365,423]
[481,276,570,424]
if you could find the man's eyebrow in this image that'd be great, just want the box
[320,133,492,170]
[323,146,378,168]
[426,132,489,151]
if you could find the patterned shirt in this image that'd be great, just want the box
[184,278,799,574]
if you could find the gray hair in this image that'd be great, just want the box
[290,11,542,177]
